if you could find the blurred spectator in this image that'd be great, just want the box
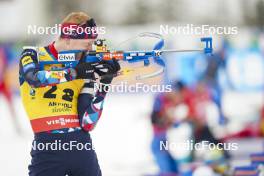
[0,45,21,134]
[150,80,228,175]
[150,82,185,175]
[203,38,230,125]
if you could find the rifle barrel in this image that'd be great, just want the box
[161,49,203,53]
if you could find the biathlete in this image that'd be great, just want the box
[19,12,120,176]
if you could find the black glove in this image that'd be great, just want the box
[75,62,95,79]
[94,59,120,84]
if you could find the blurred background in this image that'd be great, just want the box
[1,0,264,175]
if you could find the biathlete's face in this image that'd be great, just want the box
[67,38,95,51]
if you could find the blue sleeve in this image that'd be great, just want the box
[19,48,76,87]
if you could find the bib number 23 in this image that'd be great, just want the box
[43,86,74,102]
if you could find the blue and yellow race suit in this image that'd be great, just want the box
[19,43,106,133]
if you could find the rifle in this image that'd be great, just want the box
[39,32,213,80]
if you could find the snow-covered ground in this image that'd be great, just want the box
[0,94,157,176]
[0,91,264,176]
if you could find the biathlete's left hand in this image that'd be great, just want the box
[94,59,121,84]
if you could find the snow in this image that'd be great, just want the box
[0,94,158,176]
[0,91,263,175]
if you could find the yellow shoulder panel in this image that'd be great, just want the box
[38,47,55,61]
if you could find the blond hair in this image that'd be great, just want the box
[61,12,91,25]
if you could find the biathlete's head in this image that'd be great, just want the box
[54,12,97,52]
